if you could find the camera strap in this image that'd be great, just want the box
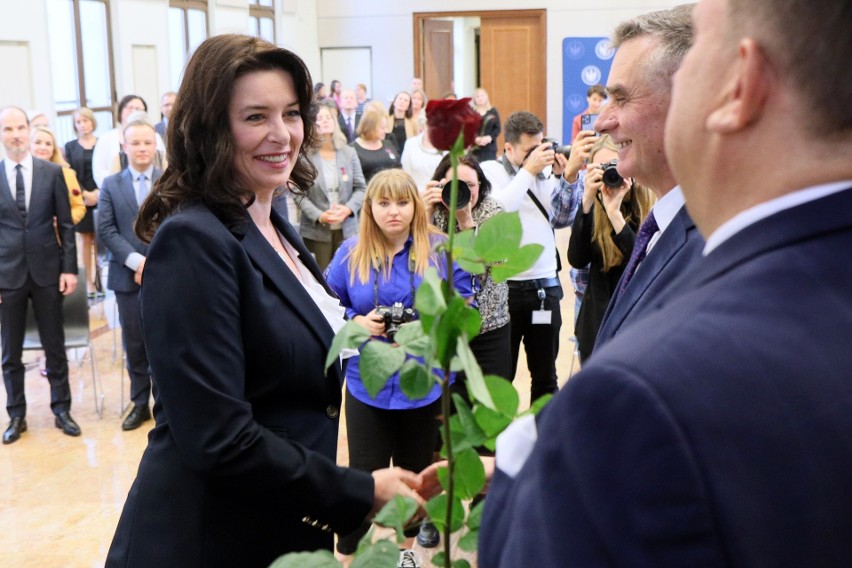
[526,190,562,274]
[373,253,417,308]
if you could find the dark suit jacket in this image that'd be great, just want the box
[154,119,167,141]
[298,146,366,241]
[338,112,361,144]
[480,187,852,567]
[97,168,162,293]
[593,204,704,354]
[0,157,76,289]
[106,204,374,567]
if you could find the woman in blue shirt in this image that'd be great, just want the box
[326,169,474,558]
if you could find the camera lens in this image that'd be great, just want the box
[602,164,624,189]
[441,180,471,209]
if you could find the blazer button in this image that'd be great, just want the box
[326,405,339,419]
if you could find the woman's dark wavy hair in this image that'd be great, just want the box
[135,34,317,242]
[430,153,491,211]
[388,92,413,119]
[117,94,147,121]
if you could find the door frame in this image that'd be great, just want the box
[413,9,547,124]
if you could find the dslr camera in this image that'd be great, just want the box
[440,180,472,209]
[600,160,625,189]
[544,137,571,157]
[375,302,416,341]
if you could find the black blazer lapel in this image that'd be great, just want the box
[0,160,23,225]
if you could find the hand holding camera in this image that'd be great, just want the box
[374,302,416,342]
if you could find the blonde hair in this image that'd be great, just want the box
[356,107,387,141]
[315,105,347,150]
[72,107,97,133]
[590,135,656,271]
[30,126,69,167]
[473,87,491,110]
[348,169,440,284]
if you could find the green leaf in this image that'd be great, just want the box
[473,405,513,438]
[467,497,485,530]
[455,257,486,275]
[433,296,469,367]
[456,338,493,410]
[483,374,520,418]
[360,341,405,399]
[324,320,370,372]
[393,320,431,357]
[489,243,545,283]
[415,267,447,317]
[431,551,447,567]
[452,560,472,568]
[399,360,437,400]
[452,447,487,500]
[268,550,339,568]
[451,393,487,450]
[474,212,523,262]
[523,393,554,417]
[458,529,478,552]
[374,494,419,543]
[350,540,400,568]
[424,494,465,534]
[451,228,476,258]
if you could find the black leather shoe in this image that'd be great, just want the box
[122,404,152,431]
[3,417,27,444]
[54,412,81,437]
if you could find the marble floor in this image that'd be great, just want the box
[0,230,580,567]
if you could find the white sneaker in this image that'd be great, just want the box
[397,549,420,568]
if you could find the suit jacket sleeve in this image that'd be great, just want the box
[342,147,366,214]
[52,164,77,274]
[141,218,373,532]
[480,361,726,567]
[568,206,595,268]
[97,175,137,265]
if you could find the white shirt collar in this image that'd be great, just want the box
[703,180,852,255]
[128,165,155,181]
[4,152,33,173]
[651,185,684,233]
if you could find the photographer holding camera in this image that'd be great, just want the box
[567,135,655,362]
[324,169,475,563]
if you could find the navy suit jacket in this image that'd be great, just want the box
[107,204,374,567]
[97,167,162,293]
[593,203,704,354]
[479,187,852,567]
[0,157,76,289]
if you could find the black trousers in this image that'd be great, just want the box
[507,284,562,401]
[115,290,151,406]
[1,275,71,417]
[337,390,441,554]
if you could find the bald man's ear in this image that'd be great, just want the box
[707,39,771,133]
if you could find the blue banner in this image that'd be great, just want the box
[562,37,616,144]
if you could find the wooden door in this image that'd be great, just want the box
[422,19,454,101]
[479,12,546,151]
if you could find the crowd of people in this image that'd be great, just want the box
[3,0,852,565]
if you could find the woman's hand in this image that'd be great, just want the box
[455,202,476,231]
[417,457,495,501]
[600,179,632,234]
[422,180,445,218]
[564,130,598,183]
[319,204,351,225]
[82,189,99,206]
[370,467,425,518]
[583,164,604,214]
[354,309,386,337]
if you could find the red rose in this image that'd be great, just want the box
[72,189,81,196]
[426,98,482,151]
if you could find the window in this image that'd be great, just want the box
[169,0,209,91]
[46,0,117,144]
[248,0,275,44]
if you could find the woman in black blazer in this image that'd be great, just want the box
[106,35,422,568]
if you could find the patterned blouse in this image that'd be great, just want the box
[432,195,510,334]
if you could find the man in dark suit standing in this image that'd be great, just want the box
[592,5,704,354]
[98,119,161,431]
[153,91,175,143]
[480,1,852,565]
[337,89,361,144]
[0,106,79,444]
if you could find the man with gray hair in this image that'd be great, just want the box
[479,0,852,564]
[592,3,704,354]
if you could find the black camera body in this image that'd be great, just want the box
[375,302,416,341]
[545,138,571,156]
[600,160,624,188]
[440,180,472,209]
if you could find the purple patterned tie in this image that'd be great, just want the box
[620,210,659,293]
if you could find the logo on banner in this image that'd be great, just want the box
[568,93,585,113]
[581,65,602,86]
[566,41,585,59]
[595,40,615,60]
